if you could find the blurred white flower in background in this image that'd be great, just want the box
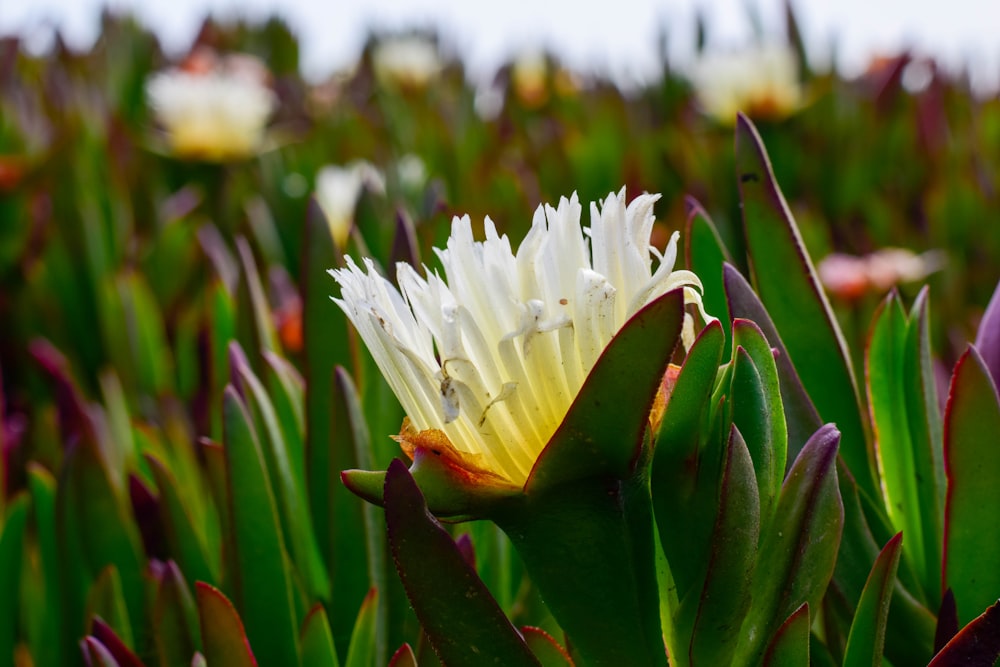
[372,35,443,89]
[689,43,804,124]
[146,49,276,161]
[315,161,386,249]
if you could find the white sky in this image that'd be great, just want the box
[2,0,999,89]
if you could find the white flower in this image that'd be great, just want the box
[331,188,710,485]
[146,58,275,161]
[315,162,386,249]
[689,44,803,124]
[373,36,442,89]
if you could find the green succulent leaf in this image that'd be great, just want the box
[842,532,903,667]
[387,643,418,667]
[688,425,760,666]
[521,627,574,667]
[89,617,144,667]
[383,460,540,667]
[85,566,134,652]
[0,494,28,667]
[761,604,809,667]
[927,600,1000,667]
[146,454,217,587]
[684,198,732,351]
[222,386,300,667]
[197,582,259,667]
[26,465,62,667]
[235,236,280,373]
[723,264,822,465]
[344,590,378,667]
[526,288,684,491]
[152,560,202,667]
[652,319,725,609]
[80,637,122,667]
[300,604,341,667]
[942,346,1000,627]
[734,114,873,497]
[736,423,843,664]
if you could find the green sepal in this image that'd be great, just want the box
[843,532,903,667]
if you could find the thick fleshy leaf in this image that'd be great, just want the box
[867,294,931,590]
[152,560,201,667]
[81,637,121,667]
[60,435,146,646]
[197,582,258,667]
[935,590,958,654]
[383,460,540,666]
[85,567,134,652]
[387,644,418,667]
[527,288,685,491]
[90,618,144,667]
[27,464,62,667]
[231,344,329,602]
[0,495,28,667]
[222,387,300,667]
[736,424,843,664]
[234,236,280,373]
[684,197,732,351]
[843,532,903,667]
[927,600,1000,667]
[522,627,574,667]
[146,454,216,587]
[300,604,340,667]
[974,278,1000,388]
[688,426,759,666]
[732,318,787,517]
[734,115,873,497]
[761,604,809,667]
[902,288,945,604]
[344,589,378,667]
[652,319,725,607]
[832,460,936,665]
[723,264,822,465]
[942,347,1000,626]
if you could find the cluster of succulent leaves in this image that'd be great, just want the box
[0,8,999,667]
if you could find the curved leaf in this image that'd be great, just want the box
[301,604,340,667]
[943,347,1000,626]
[928,600,1000,667]
[761,603,809,667]
[527,288,684,491]
[723,264,821,465]
[684,198,732,351]
[387,644,418,667]
[90,618,144,667]
[843,532,903,667]
[734,115,873,497]
[0,495,28,667]
[222,387,300,667]
[152,560,201,667]
[522,627,574,667]
[689,426,759,666]
[383,461,540,667]
[736,424,843,664]
[197,582,258,667]
[344,590,378,667]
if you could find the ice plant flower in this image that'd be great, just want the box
[689,44,804,124]
[146,52,275,161]
[372,35,442,90]
[331,188,709,487]
[314,161,385,249]
[818,247,945,300]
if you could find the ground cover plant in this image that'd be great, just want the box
[1,8,999,667]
